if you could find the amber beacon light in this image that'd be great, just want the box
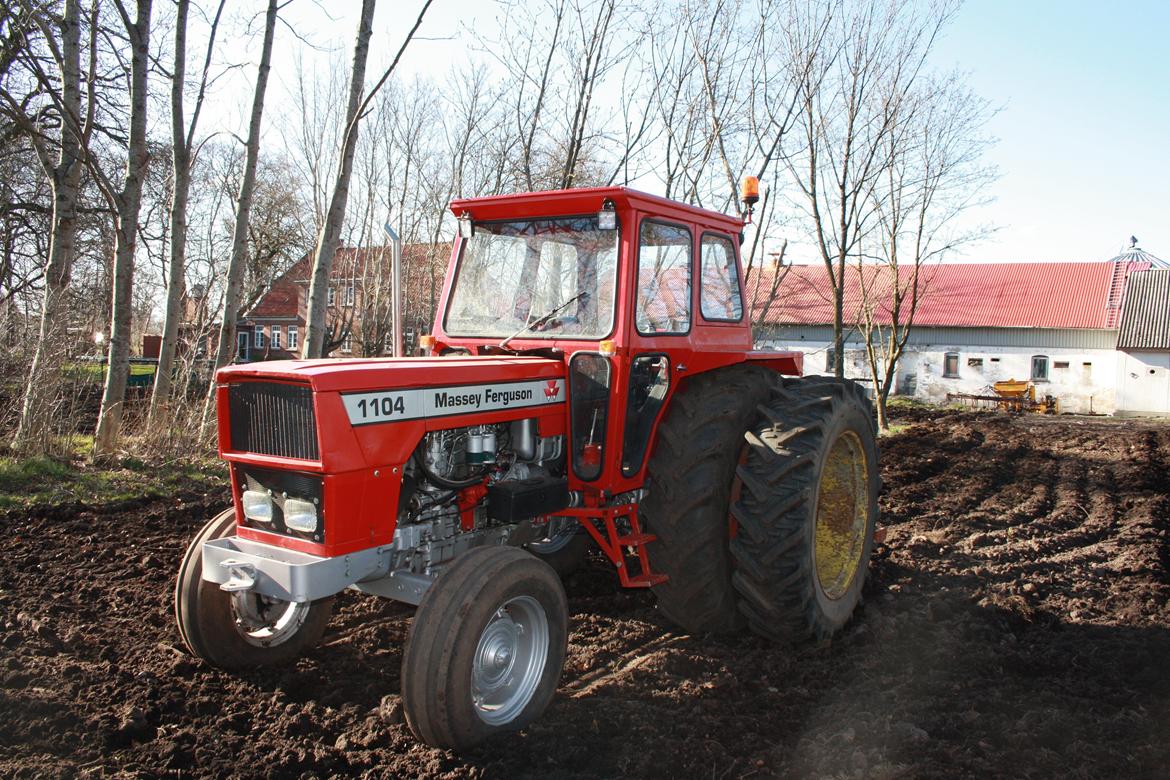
[740,175,760,223]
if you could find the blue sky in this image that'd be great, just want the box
[932,0,1170,261]
[264,0,1169,264]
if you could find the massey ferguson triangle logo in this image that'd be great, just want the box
[544,380,561,400]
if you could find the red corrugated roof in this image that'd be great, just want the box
[748,261,1125,330]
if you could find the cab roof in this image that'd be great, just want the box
[449,186,744,233]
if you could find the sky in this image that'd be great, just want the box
[933,0,1170,262]
[213,0,1169,265]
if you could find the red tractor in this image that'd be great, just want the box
[175,185,878,750]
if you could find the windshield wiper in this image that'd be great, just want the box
[498,291,589,351]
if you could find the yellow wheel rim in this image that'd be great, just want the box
[813,430,869,600]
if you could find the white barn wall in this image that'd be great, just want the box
[758,337,1118,414]
[1116,351,1170,415]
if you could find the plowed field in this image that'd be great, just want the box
[2,410,1168,777]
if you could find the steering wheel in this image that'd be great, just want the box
[535,315,580,331]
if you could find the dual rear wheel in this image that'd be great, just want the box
[642,369,879,641]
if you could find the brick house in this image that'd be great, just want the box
[237,244,449,361]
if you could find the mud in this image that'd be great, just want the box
[1,410,1168,778]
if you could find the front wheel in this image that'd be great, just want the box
[730,377,879,642]
[401,546,568,750]
[174,509,333,669]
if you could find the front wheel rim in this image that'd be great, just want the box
[813,430,870,600]
[230,593,311,647]
[471,595,549,726]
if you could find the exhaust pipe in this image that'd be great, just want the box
[382,221,404,357]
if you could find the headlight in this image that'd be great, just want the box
[283,498,318,533]
[241,489,273,522]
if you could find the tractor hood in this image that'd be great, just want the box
[216,355,566,395]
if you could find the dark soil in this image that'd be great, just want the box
[1,410,1168,778]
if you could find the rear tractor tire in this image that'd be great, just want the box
[640,364,779,633]
[174,509,334,669]
[401,546,568,750]
[730,377,879,642]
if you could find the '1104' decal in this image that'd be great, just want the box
[341,378,565,426]
[356,395,405,418]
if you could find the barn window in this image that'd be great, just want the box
[943,352,960,377]
[825,347,836,372]
[1054,361,1069,369]
[968,357,983,368]
[1031,355,1049,381]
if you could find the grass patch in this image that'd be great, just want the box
[65,362,156,381]
[0,453,226,511]
[885,395,930,410]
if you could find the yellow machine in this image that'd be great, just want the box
[948,380,1059,414]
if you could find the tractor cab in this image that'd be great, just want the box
[434,186,758,359]
[429,186,799,495]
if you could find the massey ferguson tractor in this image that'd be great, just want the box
[174,184,879,750]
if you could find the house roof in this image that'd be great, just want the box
[1117,269,1170,350]
[247,254,309,319]
[750,260,1148,331]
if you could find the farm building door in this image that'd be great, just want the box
[1117,351,1170,414]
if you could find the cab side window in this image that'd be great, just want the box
[699,233,743,321]
[636,220,692,335]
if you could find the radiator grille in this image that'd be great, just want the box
[227,382,319,460]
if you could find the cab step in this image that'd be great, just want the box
[558,502,668,589]
[615,532,655,546]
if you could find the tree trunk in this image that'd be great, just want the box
[11,0,83,454]
[833,253,845,378]
[202,0,279,433]
[148,0,191,429]
[302,0,376,359]
[93,0,152,457]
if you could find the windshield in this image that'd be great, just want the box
[444,216,618,339]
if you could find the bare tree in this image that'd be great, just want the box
[302,0,433,358]
[148,0,226,430]
[4,0,90,453]
[857,72,996,429]
[747,237,790,331]
[784,0,956,378]
[203,0,280,433]
[92,0,154,456]
[301,0,376,358]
